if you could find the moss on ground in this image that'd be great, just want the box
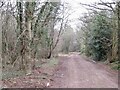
[2,58,58,80]
[110,61,120,70]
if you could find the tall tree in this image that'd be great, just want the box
[80,1,119,62]
[117,1,120,62]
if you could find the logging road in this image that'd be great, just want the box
[51,52,118,88]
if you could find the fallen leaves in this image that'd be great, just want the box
[47,82,50,87]
[2,65,56,88]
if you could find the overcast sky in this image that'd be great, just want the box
[61,0,113,29]
[11,0,114,29]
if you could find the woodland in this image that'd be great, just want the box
[0,0,119,88]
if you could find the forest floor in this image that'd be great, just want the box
[2,52,118,88]
[2,58,58,88]
[51,52,118,88]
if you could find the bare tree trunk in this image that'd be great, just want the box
[25,2,35,74]
[111,21,118,62]
[26,20,32,74]
[16,0,25,70]
[111,2,119,62]
[117,1,120,61]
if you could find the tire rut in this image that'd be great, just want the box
[51,53,118,88]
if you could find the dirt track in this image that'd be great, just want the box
[51,53,118,88]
